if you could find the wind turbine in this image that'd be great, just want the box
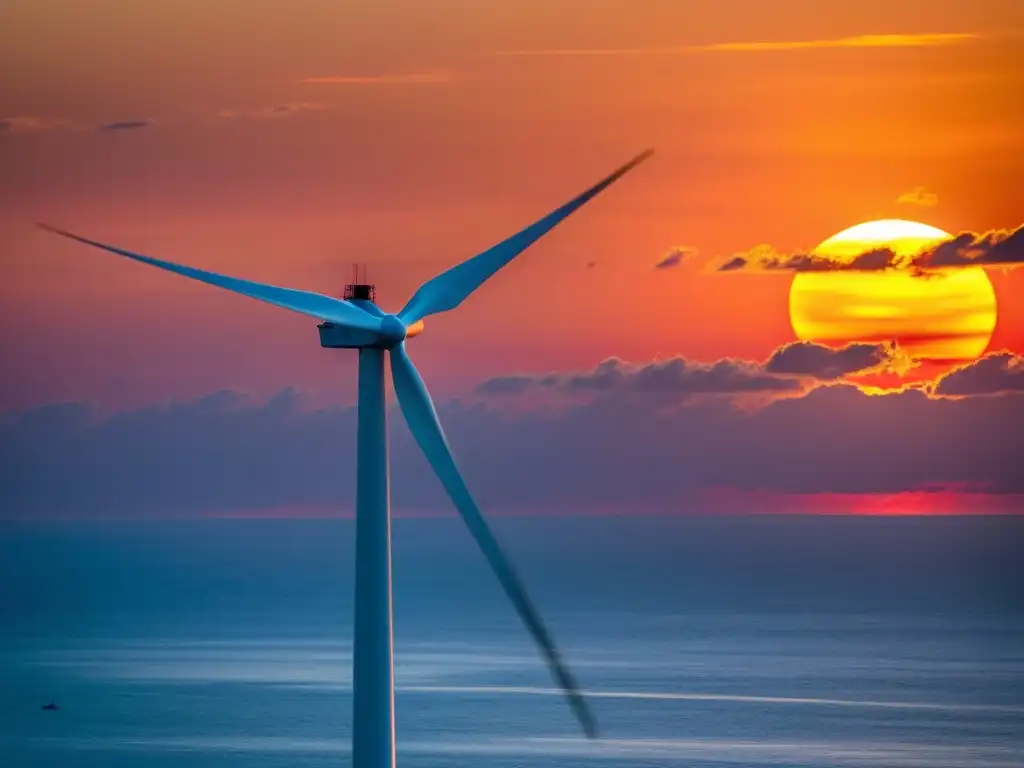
[39,148,652,767]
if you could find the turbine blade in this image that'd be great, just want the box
[398,149,653,324]
[38,224,382,332]
[389,343,598,738]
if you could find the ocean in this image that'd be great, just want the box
[2,515,1022,767]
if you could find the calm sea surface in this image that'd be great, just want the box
[2,515,1022,767]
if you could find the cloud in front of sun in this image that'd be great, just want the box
[710,220,1023,364]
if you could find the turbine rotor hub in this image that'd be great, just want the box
[378,314,408,347]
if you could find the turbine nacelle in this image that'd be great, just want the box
[318,312,423,349]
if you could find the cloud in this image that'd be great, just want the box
[654,246,697,270]
[299,71,453,85]
[717,256,748,272]
[0,115,81,133]
[4,103,331,136]
[764,341,913,380]
[480,356,803,398]
[217,103,328,120]
[714,244,901,273]
[3,356,1021,517]
[896,187,939,207]
[489,33,978,57]
[476,341,903,398]
[912,226,1024,270]
[693,33,978,53]
[0,116,163,134]
[715,225,1024,274]
[99,119,155,131]
[261,103,326,118]
[931,352,1024,397]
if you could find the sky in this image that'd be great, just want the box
[1,0,1022,516]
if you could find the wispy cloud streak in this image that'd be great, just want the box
[695,32,978,52]
[99,119,155,132]
[896,186,939,207]
[218,103,327,120]
[0,115,82,133]
[489,32,980,57]
[299,71,453,85]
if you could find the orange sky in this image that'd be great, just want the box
[1,0,1022,409]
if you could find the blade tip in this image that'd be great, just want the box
[36,222,73,239]
[620,148,654,174]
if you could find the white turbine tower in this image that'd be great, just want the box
[40,148,652,767]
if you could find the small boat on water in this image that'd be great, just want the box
[41,702,59,711]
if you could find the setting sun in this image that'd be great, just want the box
[789,220,998,361]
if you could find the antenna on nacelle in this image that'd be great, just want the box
[344,262,376,303]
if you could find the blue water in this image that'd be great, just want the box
[2,516,1022,767]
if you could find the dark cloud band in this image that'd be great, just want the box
[479,341,908,396]
[3,352,1020,517]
